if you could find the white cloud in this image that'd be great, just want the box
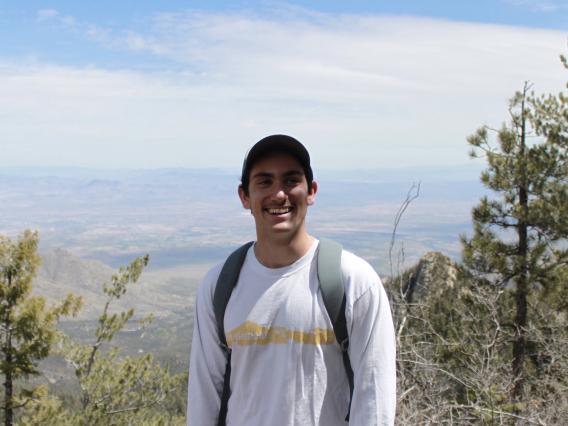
[36,9,59,22]
[503,0,568,12]
[36,8,76,27]
[1,11,566,170]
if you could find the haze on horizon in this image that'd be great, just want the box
[1,0,567,171]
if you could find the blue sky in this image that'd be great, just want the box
[1,1,567,170]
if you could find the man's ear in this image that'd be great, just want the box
[238,185,250,209]
[307,180,318,206]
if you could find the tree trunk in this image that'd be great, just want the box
[4,352,13,426]
[512,216,528,399]
[3,273,13,426]
[512,91,529,400]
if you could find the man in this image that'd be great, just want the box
[187,135,396,425]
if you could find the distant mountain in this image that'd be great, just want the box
[0,167,481,272]
[40,248,114,291]
[34,248,202,320]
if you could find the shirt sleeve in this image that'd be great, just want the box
[347,277,396,426]
[187,265,228,426]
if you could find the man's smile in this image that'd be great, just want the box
[266,206,293,215]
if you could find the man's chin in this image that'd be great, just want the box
[270,224,292,233]
[263,224,297,239]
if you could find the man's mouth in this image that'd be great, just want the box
[266,207,293,215]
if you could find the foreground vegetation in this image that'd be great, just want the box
[392,56,567,424]
[0,233,185,425]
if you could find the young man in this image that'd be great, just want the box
[187,135,396,425]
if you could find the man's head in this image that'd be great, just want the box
[240,135,313,196]
[238,135,317,245]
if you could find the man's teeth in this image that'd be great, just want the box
[268,207,292,215]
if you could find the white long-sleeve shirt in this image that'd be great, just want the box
[187,240,396,425]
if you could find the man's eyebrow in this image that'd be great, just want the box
[251,171,274,180]
[283,170,304,177]
[251,170,303,179]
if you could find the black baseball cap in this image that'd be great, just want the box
[240,134,313,191]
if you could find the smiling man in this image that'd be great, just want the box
[187,135,396,425]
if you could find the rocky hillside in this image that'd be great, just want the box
[386,251,459,303]
[33,248,204,320]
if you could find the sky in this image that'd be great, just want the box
[0,1,567,170]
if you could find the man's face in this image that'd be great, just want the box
[238,153,317,243]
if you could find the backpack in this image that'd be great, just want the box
[212,238,354,426]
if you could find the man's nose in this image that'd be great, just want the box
[272,187,287,201]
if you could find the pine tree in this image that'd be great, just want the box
[462,57,568,401]
[0,231,81,426]
[19,255,185,425]
[64,255,185,425]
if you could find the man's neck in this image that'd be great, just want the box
[254,232,315,268]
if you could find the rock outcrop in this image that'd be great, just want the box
[395,251,459,303]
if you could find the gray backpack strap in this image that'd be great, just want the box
[317,239,344,324]
[213,241,254,426]
[317,238,354,421]
[214,241,254,349]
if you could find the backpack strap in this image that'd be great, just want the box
[317,238,354,422]
[213,241,254,426]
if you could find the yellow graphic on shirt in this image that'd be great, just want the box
[227,321,336,346]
